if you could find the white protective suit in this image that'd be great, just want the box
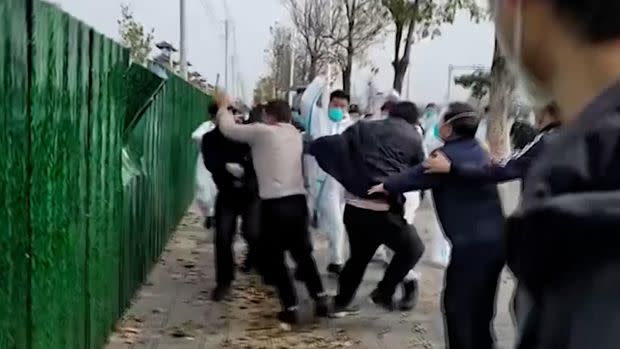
[301,77,353,266]
[191,121,218,218]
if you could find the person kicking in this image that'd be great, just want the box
[308,101,426,316]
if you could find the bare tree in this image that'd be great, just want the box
[330,0,388,95]
[487,39,515,159]
[382,0,483,93]
[118,4,155,65]
[285,0,335,81]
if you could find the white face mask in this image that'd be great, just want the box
[493,0,553,108]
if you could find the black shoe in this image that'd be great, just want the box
[240,258,253,274]
[329,303,361,318]
[204,216,214,229]
[370,288,395,311]
[315,295,333,318]
[327,263,343,276]
[294,267,304,281]
[277,308,301,325]
[398,279,419,311]
[211,284,231,302]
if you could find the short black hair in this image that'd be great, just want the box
[208,104,236,118]
[246,104,264,124]
[330,90,350,102]
[349,104,360,114]
[544,102,559,119]
[443,102,479,139]
[550,0,620,42]
[425,103,437,109]
[208,104,219,117]
[264,100,292,123]
[380,100,396,113]
[390,101,420,125]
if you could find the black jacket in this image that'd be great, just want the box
[308,117,425,200]
[201,127,256,194]
[508,81,620,348]
[384,138,505,246]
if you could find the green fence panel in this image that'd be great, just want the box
[1,1,211,347]
[0,0,30,348]
[86,32,128,349]
[29,3,94,348]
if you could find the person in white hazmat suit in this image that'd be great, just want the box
[192,121,218,228]
[300,77,354,276]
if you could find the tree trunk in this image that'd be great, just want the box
[309,56,318,81]
[393,61,407,93]
[392,18,415,94]
[343,53,353,95]
[486,39,515,159]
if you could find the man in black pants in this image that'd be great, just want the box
[202,105,261,301]
[309,101,426,315]
[216,93,329,324]
[423,102,561,330]
[369,103,505,349]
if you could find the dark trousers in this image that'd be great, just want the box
[214,189,260,286]
[260,194,325,309]
[442,241,505,349]
[335,205,425,307]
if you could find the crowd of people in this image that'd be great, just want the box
[193,0,620,347]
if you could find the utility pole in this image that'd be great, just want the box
[224,20,230,92]
[179,0,188,79]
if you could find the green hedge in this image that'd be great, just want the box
[0,1,210,348]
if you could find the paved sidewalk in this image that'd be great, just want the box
[106,190,517,349]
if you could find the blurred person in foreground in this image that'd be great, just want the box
[215,92,330,325]
[369,103,506,349]
[491,0,620,347]
[424,102,561,331]
[308,101,426,316]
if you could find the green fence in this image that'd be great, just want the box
[0,1,210,348]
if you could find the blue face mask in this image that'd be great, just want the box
[328,107,344,122]
[433,123,441,140]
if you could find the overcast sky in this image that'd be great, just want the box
[54,0,494,105]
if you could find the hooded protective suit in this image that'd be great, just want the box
[192,121,218,218]
[301,77,353,266]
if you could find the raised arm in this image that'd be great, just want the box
[428,137,544,183]
[216,108,264,145]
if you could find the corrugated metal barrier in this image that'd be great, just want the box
[0,1,211,348]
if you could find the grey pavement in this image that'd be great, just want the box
[106,182,520,349]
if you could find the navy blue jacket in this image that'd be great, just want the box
[384,138,504,246]
[450,123,559,187]
[505,82,620,349]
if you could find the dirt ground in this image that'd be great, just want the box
[106,184,519,349]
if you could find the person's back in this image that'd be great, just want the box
[249,122,305,199]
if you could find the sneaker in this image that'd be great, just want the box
[370,289,395,312]
[277,307,301,325]
[329,303,361,318]
[398,279,419,311]
[315,295,333,318]
[211,284,231,302]
[327,263,343,276]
